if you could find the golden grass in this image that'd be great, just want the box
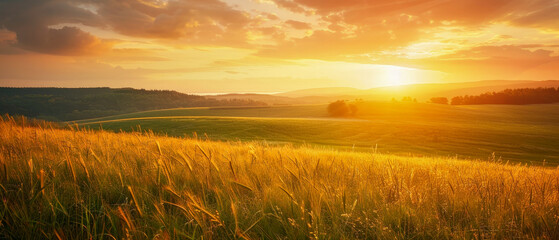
[0,116,558,239]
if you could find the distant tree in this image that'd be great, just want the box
[348,103,358,115]
[430,97,448,104]
[327,100,360,117]
[327,100,350,117]
[402,96,413,102]
[451,96,464,105]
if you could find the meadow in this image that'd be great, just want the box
[1,115,559,239]
[76,103,559,165]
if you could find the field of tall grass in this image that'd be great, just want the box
[1,115,558,239]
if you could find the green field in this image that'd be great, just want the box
[76,103,559,165]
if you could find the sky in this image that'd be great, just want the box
[1,0,559,93]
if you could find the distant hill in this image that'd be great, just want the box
[207,93,343,105]
[276,87,363,98]
[274,80,559,101]
[0,87,266,121]
[206,93,303,105]
[203,80,559,105]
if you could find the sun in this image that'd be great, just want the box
[377,65,443,87]
[381,65,410,86]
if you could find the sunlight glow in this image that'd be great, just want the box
[380,65,418,86]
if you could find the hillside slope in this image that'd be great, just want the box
[76,103,559,164]
[1,116,558,239]
[0,87,265,121]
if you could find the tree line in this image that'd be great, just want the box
[428,87,559,105]
[328,87,559,117]
[449,87,559,105]
[0,87,267,121]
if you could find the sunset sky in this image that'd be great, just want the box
[1,0,559,93]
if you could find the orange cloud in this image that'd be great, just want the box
[404,45,559,81]
[0,0,109,55]
[94,0,253,46]
[512,4,559,29]
[262,0,559,60]
[0,0,255,55]
[19,26,113,55]
[271,0,556,27]
[285,20,311,30]
[257,20,423,60]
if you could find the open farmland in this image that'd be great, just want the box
[77,103,559,165]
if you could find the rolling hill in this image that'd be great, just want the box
[75,103,559,165]
[0,87,266,121]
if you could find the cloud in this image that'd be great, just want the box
[441,45,556,60]
[0,54,152,87]
[0,28,23,54]
[271,0,557,27]
[254,0,559,62]
[409,45,559,81]
[3,0,558,59]
[272,0,308,14]
[285,20,311,30]
[257,17,423,60]
[512,4,559,29]
[0,0,255,55]
[17,26,112,55]
[0,0,111,55]
[92,0,253,46]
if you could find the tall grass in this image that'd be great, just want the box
[0,115,558,239]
